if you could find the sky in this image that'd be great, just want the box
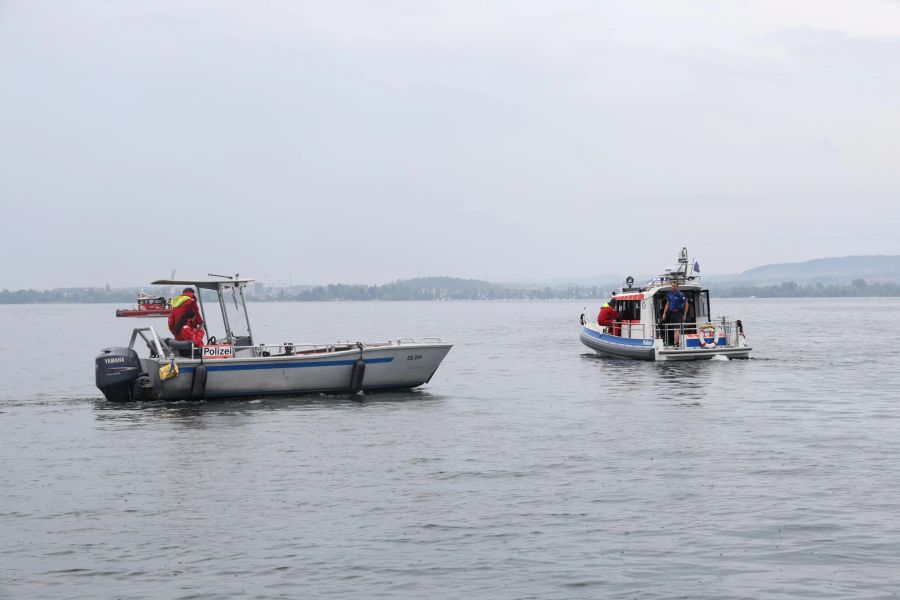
[2,0,900,288]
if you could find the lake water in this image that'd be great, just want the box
[2,298,900,599]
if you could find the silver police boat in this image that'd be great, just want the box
[95,275,452,402]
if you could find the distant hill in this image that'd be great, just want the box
[741,255,900,283]
[705,255,900,286]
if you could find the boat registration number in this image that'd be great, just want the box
[202,344,234,359]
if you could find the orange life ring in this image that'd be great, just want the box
[699,324,717,348]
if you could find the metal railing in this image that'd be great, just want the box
[128,327,446,360]
[244,337,447,357]
[659,318,740,349]
[599,318,742,350]
[129,327,167,358]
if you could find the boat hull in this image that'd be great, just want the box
[656,347,751,361]
[580,327,655,360]
[580,326,751,361]
[125,343,452,401]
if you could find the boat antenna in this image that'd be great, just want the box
[679,247,689,278]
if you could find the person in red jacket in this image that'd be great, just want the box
[597,300,621,336]
[168,288,205,346]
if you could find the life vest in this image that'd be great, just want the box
[171,293,193,309]
[168,292,202,335]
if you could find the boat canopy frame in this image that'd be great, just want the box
[152,275,255,347]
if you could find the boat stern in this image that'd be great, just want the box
[95,346,146,402]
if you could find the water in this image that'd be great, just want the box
[2,299,900,599]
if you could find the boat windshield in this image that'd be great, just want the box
[223,285,252,346]
[197,286,252,347]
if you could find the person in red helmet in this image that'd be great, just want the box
[597,299,621,336]
[168,288,205,347]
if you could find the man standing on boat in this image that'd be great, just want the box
[168,288,205,347]
[661,280,689,347]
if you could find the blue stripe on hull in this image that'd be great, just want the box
[582,327,654,347]
[179,356,393,374]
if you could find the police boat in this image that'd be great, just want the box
[95,275,453,402]
[579,248,752,361]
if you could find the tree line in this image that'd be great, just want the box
[711,279,900,298]
[3,278,900,303]
[0,287,142,304]
[258,281,608,301]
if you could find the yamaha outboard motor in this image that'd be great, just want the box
[95,346,143,402]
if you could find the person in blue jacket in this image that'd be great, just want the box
[661,280,689,346]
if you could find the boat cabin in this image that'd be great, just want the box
[606,249,725,347]
[611,287,713,333]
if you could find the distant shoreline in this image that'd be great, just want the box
[3,291,900,305]
[3,296,900,306]
[2,277,898,304]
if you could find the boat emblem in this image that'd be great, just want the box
[202,344,235,359]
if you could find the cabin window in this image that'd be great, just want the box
[614,300,641,321]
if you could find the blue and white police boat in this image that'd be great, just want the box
[95,275,452,401]
[579,248,751,361]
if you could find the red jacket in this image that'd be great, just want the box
[168,292,203,336]
[597,305,621,326]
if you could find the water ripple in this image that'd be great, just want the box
[2,300,900,598]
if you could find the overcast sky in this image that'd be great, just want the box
[2,0,899,288]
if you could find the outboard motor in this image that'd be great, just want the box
[95,346,143,402]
